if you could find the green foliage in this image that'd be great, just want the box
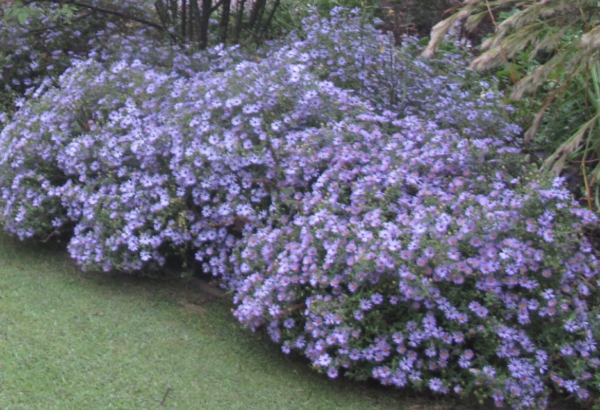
[3,0,77,23]
[4,1,40,24]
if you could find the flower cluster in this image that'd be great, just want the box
[1,7,599,409]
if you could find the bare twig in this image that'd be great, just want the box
[211,0,223,13]
[42,230,58,243]
[190,294,222,306]
[158,387,172,409]
[207,216,249,231]
[274,302,306,321]
[24,0,166,31]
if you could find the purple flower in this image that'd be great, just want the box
[359,299,373,311]
[428,377,444,393]
[327,367,338,378]
[371,293,384,305]
[468,301,489,317]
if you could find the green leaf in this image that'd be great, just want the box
[16,10,28,24]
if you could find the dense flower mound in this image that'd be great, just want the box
[231,112,600,408]
[0,8,599,409]
[0,8,504,273]
[0,17,367,272]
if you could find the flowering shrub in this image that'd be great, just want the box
[0,8,500,272]
[0,15,365,272]
[0,7,599,409]
[232,111,600,408]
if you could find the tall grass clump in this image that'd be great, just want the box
[424,0,600,210]
[0,7,599,409]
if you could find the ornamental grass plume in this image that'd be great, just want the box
[423,0,600,209]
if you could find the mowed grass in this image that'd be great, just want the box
[0,235,484,410]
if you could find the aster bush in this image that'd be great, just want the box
[0,45,251,270]
[1,7,599,409]
[0,7,492,272]
[232,112,600,408]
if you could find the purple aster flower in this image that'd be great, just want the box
[327,367,338,378]
[563,380,579,393]
[560,344,575,356]
[371,293,384,305]
[428,377,444,393]
[577,388,590,400]
[359,299,373,311]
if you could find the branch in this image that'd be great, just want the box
[157,387,172,408]
[260,0,280,36]
[21,10,92,34]
[28,0,166,31]
[274,303,306,321]
[72,1,165,30]
[42,230,59,243]
[211,0,223,14]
